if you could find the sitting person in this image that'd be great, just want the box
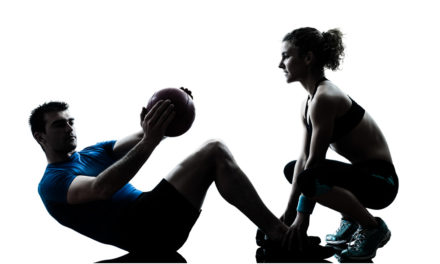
[30,99,288,261]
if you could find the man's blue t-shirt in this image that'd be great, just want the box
[38,140,142,247]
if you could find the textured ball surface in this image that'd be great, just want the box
[146,87,195,137]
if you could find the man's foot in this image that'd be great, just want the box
[255,229,335,262]
[256,228,320,248]
[326,218,359,247]
[339,217,391,260]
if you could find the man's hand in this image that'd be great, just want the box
[140,100,175,145]
[282,212,310,252]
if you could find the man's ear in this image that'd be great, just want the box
[33,131,46,146]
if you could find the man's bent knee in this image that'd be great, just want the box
[199,139,240,177]
[201,139,230,160]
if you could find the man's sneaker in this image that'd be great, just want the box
[340,217,391,260]
[326,218,359,246]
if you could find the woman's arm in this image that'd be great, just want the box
[304,93,336,169]
[283,100,309,224]
[284,143,307,224]
[283,94,338,251]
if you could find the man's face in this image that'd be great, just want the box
[39,110,77,154]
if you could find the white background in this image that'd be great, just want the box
[1,0,439,263]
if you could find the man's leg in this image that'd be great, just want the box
[165,140,287,241]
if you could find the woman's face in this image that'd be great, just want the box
[279,41,307,83]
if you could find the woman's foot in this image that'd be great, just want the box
[340,217,391,260]
[326,218,359,246]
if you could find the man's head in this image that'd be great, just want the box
[29,102,77,155]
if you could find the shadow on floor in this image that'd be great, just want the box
[334,253,373,263]
[96,251,186,263]
[256,245,336,263]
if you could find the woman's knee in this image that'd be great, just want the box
[296,169,317,197]
[284,160,297,184]
[296,168,333,198]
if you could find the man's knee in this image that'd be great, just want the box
[201,139,230,160]
[200,139,239,176]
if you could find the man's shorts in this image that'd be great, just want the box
[118,179,200,252]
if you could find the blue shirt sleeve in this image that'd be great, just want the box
[95,140,116,152]
[39,140,141,205]
[85,140,117,159]
[38,169,76,204]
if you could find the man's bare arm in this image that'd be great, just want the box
[67,100,175,204]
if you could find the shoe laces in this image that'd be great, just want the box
[348,228,368,251]
[335,219,350,234]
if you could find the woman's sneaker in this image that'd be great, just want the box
[340,217,391,260]
[326,218,359,248]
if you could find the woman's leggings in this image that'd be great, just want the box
[284,159,399,210]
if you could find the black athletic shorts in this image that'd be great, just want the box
[284,159,399,210]
[117,179,200,252]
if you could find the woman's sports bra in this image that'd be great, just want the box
[304,77,365,143]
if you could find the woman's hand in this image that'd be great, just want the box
[282,212,310,252]
[280,210,297,226]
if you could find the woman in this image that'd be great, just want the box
[278,27,398,261]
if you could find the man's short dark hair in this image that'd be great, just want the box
[29,101,69,135]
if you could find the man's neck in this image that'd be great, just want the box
[46,150,75,164]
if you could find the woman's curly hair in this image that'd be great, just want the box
[283,27,345,71]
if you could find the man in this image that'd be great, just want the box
[30,99,288,261]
